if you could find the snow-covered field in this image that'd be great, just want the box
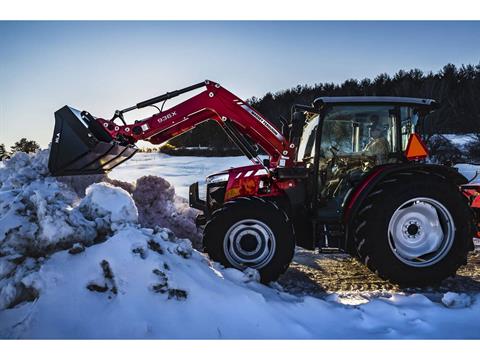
[109,153,251,199]
[1,151,480,339]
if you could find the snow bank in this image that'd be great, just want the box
[58,173,135,198]
[0,150,199,311]
[132,176,202,248]
[1,223,479,339]
[0,150,98,258]
[2,150,480,339]
[57,164,201,247]
[441,292,473,308]
[81,183,138,224]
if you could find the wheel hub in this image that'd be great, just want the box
[223,219,276,269]
[388,197,454,267]
[406,222,420,236]
[238,233,259,253]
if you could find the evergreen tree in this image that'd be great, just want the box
[0,143,9,160]
[169,62,480,149]
[10,138,40,154]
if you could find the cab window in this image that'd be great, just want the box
[320,105,397,158]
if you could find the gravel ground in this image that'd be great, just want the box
[277,244,480,302]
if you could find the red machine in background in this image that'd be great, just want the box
[48,80,477,286]
[461,184,480,237]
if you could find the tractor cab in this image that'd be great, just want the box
[293,97,438,247]
[297,97,436,164]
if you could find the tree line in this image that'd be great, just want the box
[0,138,40,160]
[168,63,480,149]
[2,63,480,161]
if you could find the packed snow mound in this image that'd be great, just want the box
[58,173,135,198]
[0,150,200,249]
[56,165,201,248]
[0,150,97,257]
[0,151,138,258]
[441,292,473,308]
[0,150,201,311]
[81,183,138,224]
[1,223,480,339]
[2,150,480,339]
[0,151,146,310]
[132,176,202,248]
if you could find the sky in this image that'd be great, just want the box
[1,21,480,148]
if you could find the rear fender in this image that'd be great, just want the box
[343,163,469,251]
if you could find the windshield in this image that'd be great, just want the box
[296,104,423,165]
[320,105,397,164]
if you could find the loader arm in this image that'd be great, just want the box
[95,80,294,167]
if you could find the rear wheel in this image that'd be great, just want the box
[353,173,474,286]
[203,197,295,283]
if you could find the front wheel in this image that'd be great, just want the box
[203,197,295,283]
[353,173,474,286]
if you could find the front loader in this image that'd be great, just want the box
[48,80,476,286]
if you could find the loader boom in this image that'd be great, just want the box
[95,80,294,167]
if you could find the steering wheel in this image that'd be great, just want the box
[329,144,339,156]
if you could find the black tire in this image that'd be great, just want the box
[352,173,474,287]
[203,197,295,283]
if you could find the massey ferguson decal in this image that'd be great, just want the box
[240,104,282,139]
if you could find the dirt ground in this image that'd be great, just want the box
[277,244,480,301]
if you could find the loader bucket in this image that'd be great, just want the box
[48,106,137,176]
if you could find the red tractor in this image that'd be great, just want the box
[48,80,477,286]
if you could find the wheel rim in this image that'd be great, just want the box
[387,197,455,267]
[223,219,276,269]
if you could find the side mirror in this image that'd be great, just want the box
[278,116,289,141]
[417,113,433,135]
[290,111,306,146]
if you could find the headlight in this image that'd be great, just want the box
[206,173,229,184]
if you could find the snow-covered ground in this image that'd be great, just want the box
[443,133,476,148]
[456,163,480,183]
[110,152,480,197]
[109,153,251,199]
[1,151,480,339]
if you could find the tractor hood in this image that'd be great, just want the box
[206,164,268,185]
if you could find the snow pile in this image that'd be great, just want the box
[0,152,141,257]
[132,176,202,249]
[0,152,146,310]
[0,151,98,257]
[80,183,138,224]
[1,225,480,339]
[57,165,201,248]
[2,150,480,339]
[441,292,473,308]
[0,150,200,312]
[58,173,135,198]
